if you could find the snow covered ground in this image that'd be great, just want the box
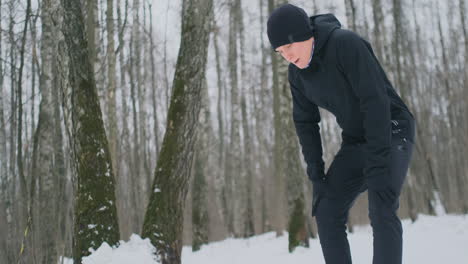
[63,213,468,264]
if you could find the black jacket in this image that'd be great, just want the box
[289,14,415,185]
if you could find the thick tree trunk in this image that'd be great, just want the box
[60,0,120,262]
[141,0,213,263]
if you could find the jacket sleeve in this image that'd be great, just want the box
[336,31,391,189]
[289,74,325,182]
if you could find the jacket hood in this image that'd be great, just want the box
[310,13,342,54]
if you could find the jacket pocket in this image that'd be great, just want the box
[312,193,322,217]
[391,119,414,144]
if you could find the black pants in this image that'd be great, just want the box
[313,118,415,264]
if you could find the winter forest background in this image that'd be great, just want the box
[0,0,467,263]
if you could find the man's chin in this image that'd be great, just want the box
[295,63,306,69]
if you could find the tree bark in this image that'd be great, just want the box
[116,0,133,239]
[344,0,357,31]
[141,0,213,262]
[60,0,121,262]
[30,0,61,262]
[106,0,118,197]
[269,0,286,237]
[224,0,242,236]
[191,81,210,251]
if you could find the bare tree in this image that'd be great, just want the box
[60,0,120,261]
[191,81,210,251]
[141,0,213,262]
[269,0,286,237]
[106,0,118,192]
[0,2,10,263]
[224,0,243,236]
[29,0,63,262]
[344,0,357,31]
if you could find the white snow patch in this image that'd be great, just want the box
[60,214,468,264]
[88,224,97,229]
[60,235,159,264]
[97,148,105,157]
[154,187,161,193]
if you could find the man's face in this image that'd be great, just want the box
[275,37,314,69]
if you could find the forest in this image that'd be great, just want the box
[0,0,467,263]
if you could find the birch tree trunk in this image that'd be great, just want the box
[269,0,286,236]
[60,0,120,262]
[141,0,213,262]
[30,0,61,262]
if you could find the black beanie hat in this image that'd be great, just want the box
[267,4,314,50]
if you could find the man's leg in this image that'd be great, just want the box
[368,122,415,264]
[314,143,366,264]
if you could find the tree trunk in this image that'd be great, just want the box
[269,0,286,237]
[191,81,210,251]
[344,0,357,31]
[106,0,118,197]
[0,2,10,262]
[224,0,242,237]
[52,36,68,261]
[116,0,133,239]
[30,0,61,262]
[141,0,213,262]
[15,1,32,262]
[128,35,142,234]
[212,18,224,168]
[60,0,120,262]
[86,0,100,82]
[148,3,160,157]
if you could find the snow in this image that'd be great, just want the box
[61,214,468,264]
[61,235,158,264]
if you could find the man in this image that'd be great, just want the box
[267,4,415,264]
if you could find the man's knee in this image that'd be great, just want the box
[368,189,401,226]
[315,198,348,227]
